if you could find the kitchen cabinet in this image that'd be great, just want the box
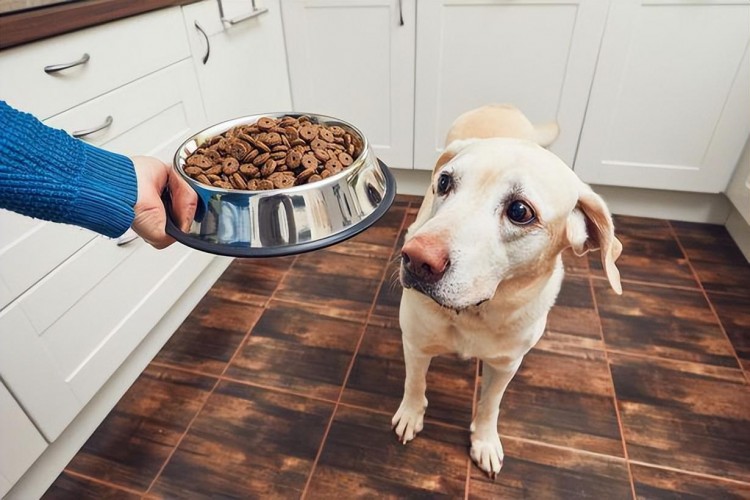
[182,0,292,125]
[0,382,48,498]
[280,0,416,169]
[413,0,609,169]
[575,0,750,193]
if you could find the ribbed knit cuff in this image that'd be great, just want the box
[69,142,137,238]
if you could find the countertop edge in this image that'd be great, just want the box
[0,0,202,50]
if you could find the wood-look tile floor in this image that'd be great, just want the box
[45,196,750,499]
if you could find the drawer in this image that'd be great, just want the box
[0,6,190,120]
[44,58,206,161]
[0,382,48,498]
[0,210,97,310]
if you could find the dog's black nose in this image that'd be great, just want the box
[402,236,450,284]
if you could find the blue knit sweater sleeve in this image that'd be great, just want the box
[0,100,137,237]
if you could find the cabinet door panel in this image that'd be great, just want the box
[281,0,415,169]
[183,0,292,125]
[0,382,47,497]
[575,0,750,192]
[414,0,608,169]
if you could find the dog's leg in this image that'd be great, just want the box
[392,341,432,444]
[470,359,521,478]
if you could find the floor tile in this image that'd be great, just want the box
[150,382,333,499]
[547,275,602,342]
[499,338,623,457]
[306,405,468,498]
[348,198,408,248]
[589,216,697,288]
[209,256,295,307]
[595,280,740,368]
[708,291,750,373]
[42,471,141,500]
[275,248,385,321]
[672,221,750,297]
[65,367,216,492]
[153,291,263,375]
[341,321,477,429]
[371,257,403,320]
[225,300,364,400]
[468,437,632,499]
[631,463,750,499]
[610,352,750,482]
[562,248,590,275]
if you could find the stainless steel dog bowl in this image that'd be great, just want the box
[164,112,397,257]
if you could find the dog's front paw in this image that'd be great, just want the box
[470,433,504,479]
[391,397,427,444]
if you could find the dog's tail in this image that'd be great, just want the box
[532,121,560,148]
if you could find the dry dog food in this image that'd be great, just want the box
[183,115,363,190]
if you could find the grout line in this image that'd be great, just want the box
[588,276,638,500]
[589,273,702,293]
[667,221,750,385]
[62,470,146,497]
[300,206,413,499]
[628,460,750,487]
[465,359,481,500]
[498,434,628,463]
[144,257,299,495]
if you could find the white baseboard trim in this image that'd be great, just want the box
[6,255,233,500]
[391,169,732,224]
[726,208,750,262]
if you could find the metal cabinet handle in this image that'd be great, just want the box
[72,116,113,138]
[398,0,404,26]
[44,53,90,74]
[218,0,268,26]
[194,21,210,64]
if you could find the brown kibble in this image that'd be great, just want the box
[319,129,334,142]
[320,169,331,179]
[205,165,223,175]
[222,157,240,174]
[296,167,317,184]
[230,173,247,190]
[301,153,319,170]
[253,152,271,166]
[186,154,212,169]
[268,172,295,189]
[240,164,260,177]
[261,158,277,177]
[271,151,287,161]
[299,125,317,141]
[286,150,302,168]
[255,140,271,153]
[265,132,282,146]
[310,138,329,150]
[184,166,203,176]
[325,159,342,171]
[338,152,354,166]
[244,149,259,162]
[257,179,274,190]
[195,174,210,184]
[207,174,222,183]
[314,149,329,162]
[307,174,322,184]
[258,117,276,130]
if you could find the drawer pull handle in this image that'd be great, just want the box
[72,116,113,139]
[217,0,268,26]
[44,53,90,74]
[194,21,210,64]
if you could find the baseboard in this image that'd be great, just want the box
[5,255,232,500]
[726,208,750,262]
[391,169,732,224]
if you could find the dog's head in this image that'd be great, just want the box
[400,138,622,311]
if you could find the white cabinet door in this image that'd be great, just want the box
[183,0,292,125]
[281,0,416,169]
[413,0,609,169]
[575,0,750,193]
[0,382,47,498]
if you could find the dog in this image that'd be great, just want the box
[392,104,623,478]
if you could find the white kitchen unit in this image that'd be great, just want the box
[413,0,609,169]
[575,0,750,193]
[182,0,292,124]
[0,381,48,495]
[0,6,239,497]
[281,0,416,169]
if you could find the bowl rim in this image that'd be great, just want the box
[173,111,371,196]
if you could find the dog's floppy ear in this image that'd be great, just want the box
[566,184,623,294]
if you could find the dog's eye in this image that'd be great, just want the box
[507,200,535,225]
[436,172,453,195]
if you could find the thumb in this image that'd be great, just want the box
[168,167,198,232]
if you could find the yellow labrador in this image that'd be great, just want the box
[393,104,623,477]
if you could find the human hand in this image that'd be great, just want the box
[131,156,197,249]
